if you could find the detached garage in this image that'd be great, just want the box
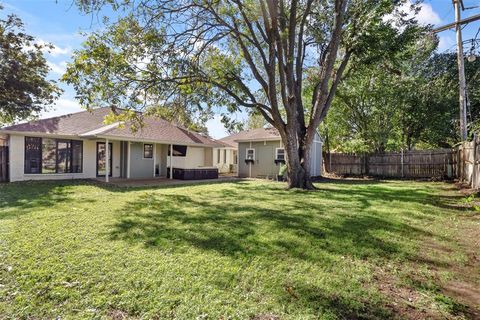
[220,127,323,179]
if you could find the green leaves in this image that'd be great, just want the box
[0,8,62,125]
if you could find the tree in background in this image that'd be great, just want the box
[321,36,480,153]
[65,0,412,189]
[0,6,61,125]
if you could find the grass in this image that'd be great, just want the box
[0,179,478,319]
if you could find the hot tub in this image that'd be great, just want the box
[167,167,219,180]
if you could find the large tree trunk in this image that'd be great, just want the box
[283,127,315,190]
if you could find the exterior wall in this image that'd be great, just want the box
[204,147,213,167]
[310,135,323,177]
[238,135,323,178]
[129,142,154,179]
[111,140,121,178]
[167,146,210,169]
[159,144,168,176]
[238,140,282,178]
[9,134,99,182]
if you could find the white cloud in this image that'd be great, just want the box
[206,115,229,139]
[40,98,84,119]
[384,1,442,27]
[415,2,442,26]
[47,60,68,75]
[27,39,72,57]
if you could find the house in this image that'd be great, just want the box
[220,127,323,179]
[0,107,222,182]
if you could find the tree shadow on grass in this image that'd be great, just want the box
[108,188,440,319]
[0,180,97,220]
[109,188,435,261]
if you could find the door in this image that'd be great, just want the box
[97,142,112,177]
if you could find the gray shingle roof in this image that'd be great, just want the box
[1,107,221,147]
[219,127,280,148]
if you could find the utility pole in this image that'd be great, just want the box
[433,0,480,141]
[454,0,468,141]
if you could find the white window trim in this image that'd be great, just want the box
[246,148,255,160]
[143,143,154,159]
[275,147,285,160]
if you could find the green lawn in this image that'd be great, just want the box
[0,179,478,319]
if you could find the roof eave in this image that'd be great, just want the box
[93,134,222,148]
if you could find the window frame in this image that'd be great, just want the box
[275,148,285,160]
[246,148,255,160]
[143,143,154,159]
[24,136,84,174]
[275,147,286,164]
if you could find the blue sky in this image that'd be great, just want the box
[1,0,480,138]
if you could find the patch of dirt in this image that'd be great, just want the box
[373,268,439,320]
[417,203,480,319]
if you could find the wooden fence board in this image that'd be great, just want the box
[326,149,456,179]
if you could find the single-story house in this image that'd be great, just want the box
[0,107,222,182]
[219,127,323,179]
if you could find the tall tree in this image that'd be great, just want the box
[66,0,409,189]
[0,6,61,125]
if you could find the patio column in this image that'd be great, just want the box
[105,138,109,183]
[170,144,173,179]
[127,141,131,179]
[153,143,156,178]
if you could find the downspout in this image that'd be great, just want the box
[170,144,173,179]
[127,142,131,179]
[153,143,156,178]
[105,138,109,183]
[249,141,252,178]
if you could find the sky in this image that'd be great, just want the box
[1,0,480,139]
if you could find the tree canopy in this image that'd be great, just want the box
[0,6,61,125]
[323,49,480,154]
[65,0,424,188]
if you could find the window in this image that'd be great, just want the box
[217,149,221,163]
[223,149,227,164]
[24,137,83,174]
[168,145,187,157]
[143,144,153,158]
[24,137,41,174]
[275,148,285,161]
[246,148,255,160]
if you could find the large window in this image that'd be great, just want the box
[143,144,153,159]
[24,137,83,174]
[168,145,187,157]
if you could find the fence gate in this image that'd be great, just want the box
[0,146,9,182]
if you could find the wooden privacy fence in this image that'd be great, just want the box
[456,135,480,188]
[325,149,457,179]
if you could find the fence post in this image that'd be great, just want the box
[401,149,404,178]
